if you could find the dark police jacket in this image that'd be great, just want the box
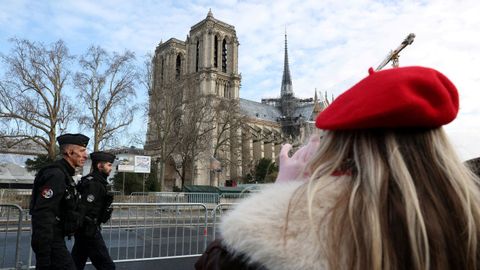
[77,170,113,236]
[30,159,80,263]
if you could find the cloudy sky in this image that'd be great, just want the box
[0,0,479,160]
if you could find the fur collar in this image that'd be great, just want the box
[220,179,344,270]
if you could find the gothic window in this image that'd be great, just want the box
[176,54,182,79]
[214,36,218,68]
[224,82,229,98]
[161,57,164,82]
[222,38,227,73]
[196,40,200,72]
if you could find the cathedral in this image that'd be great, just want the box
[144,10,330,190]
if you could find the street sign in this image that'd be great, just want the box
[118,156,135,172]
[134,155,151,173]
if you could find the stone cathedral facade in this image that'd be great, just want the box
[145,11,330,190]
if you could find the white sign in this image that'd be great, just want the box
[134,156,151,173]
[118,156,135,172]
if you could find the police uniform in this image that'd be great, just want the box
[72,151,116,270]
[30,133,89,270]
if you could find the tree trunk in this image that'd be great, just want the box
[48,140,56,161]
[181,167,186,189]
[158,161,165,191]
[94,128,100,151]
[48,131,56,160]
[191,149,195,186]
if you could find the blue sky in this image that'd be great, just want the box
[1,0,479,160]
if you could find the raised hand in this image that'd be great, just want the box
[275,135,320,183]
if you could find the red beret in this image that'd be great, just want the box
[315,66,459,130]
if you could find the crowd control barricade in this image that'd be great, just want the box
[0,204,23,270]
[176,193,219,210]
[129,192,180,204]
[0,190,31,210]
[19,201,247,267]
[110,191,122,196]
[103,203,209,262]
[219,193,251,204]
[211,203,237,241]
[130,192,257,205]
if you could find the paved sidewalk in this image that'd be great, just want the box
[85,256,200,270]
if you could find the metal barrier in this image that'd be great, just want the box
[129,192,222,208]
[219,193,251,203]
[104,203,209,262]
[0,190,31,210]
[0,204,23,270]
[2,201,246,267]
[110,191,123,196]
[211,203,237,241]
[129,192,180,204]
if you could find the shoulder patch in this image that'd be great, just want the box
[87,176,94,180]
[87,194,95,202]
[41,187,53,199]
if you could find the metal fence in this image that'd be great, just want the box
[105,203,209,262]
[128,192,250,206]
[129,192,182,204]
[0,204,23,270]
[219,193,251,203]
[0,190,30,210]
[1,199,244,268]
[0,190,251,207]
[211,203,237,241]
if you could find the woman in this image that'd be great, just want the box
[195,66,480,270]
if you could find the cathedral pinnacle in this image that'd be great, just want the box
[281,32,293,97]
[207,9,213,18]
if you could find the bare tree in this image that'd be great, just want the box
[212,99,246,164]
[0,38,75,160]
[174,85,216,188]
[143,54,184,190]
[74,46,138,151]
[209,98,247,184]
[143,50,243,189]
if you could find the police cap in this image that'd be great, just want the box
[90,151,116,163]
[57,133,89,147]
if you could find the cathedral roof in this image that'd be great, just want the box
[240,98,282,122]
[155,38,186,52]
[191,10,235,32]
[293,104,315,121]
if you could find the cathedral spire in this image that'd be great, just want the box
[281,31,293,97]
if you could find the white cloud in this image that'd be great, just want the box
[0,0,479,158]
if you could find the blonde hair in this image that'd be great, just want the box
[301,128,480,270]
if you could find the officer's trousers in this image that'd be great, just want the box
[72,229,115,270]
[32,227,76,270]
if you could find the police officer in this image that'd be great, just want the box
[30,133,89,270]
[72,151,116,270]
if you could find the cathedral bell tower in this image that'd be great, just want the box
[146,10,243,189]
[185,9,241,100]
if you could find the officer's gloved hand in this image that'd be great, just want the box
[64,210,82,236]
[82,216,97,237]
[276,135,320,184]
[101,207,113,223]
